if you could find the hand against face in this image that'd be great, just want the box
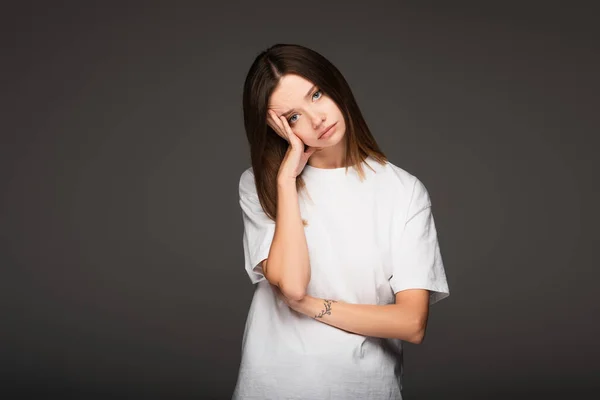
[267,110,319,181]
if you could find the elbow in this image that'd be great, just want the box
[410,327,426,344]
[406,317,428,345]
[264,275,307,301]
[265,264,308,301]
[263,260,309,301]
[265,277,306,301]
[279,282,306,302]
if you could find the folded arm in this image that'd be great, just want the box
[275,288,430,344]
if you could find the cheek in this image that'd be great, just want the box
[291,121,310,137]
[325,100,342,118]
[295,130,312,143]
[331,106,345,125]
[292,126,316,144]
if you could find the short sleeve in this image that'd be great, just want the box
[389,177,450,305]
[239,168,276,284]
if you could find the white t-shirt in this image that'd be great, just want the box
[233,155,450,400]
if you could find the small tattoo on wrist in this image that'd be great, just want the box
[314,299,337,319]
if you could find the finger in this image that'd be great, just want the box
[266,110,278,127]
[268,111,289,141]
[279,116,299,145]
[266,110,279,130]
[268,110,278,123]
[279,115,293,134]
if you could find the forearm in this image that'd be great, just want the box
[265,178,310,300]
[293,296,427,344]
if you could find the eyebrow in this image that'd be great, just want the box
[278,85,317,118]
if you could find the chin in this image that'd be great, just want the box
[327,127,345,143]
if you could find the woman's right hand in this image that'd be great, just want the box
[267,110,319,182]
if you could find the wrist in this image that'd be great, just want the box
[277,176,297,188]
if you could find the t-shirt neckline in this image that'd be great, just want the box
[301,156,372,179]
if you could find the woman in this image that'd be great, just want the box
[233,43,450,399]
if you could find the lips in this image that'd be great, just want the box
[318,122,337,138]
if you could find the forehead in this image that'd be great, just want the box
[268,74,315,110]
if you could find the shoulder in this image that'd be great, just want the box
[375,159,422,193]
[238,167,257,198]
[377,159,432,209]
[384,161,416,186]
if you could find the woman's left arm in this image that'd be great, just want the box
[274,287,430,344]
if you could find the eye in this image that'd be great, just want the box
[287,89,323,125]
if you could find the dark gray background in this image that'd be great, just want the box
[2,1,598,399]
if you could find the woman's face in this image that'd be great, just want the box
[267,74,346,147]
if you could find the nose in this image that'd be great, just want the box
[311,112,326,129]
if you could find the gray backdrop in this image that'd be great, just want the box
[2,1,598,399]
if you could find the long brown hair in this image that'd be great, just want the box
[242,43,387,223]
